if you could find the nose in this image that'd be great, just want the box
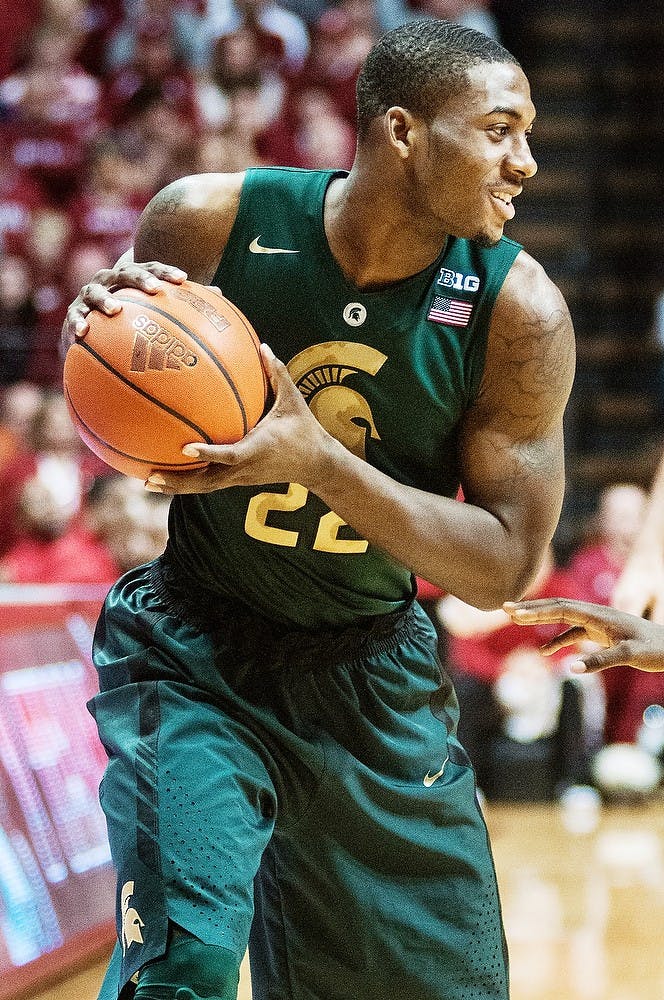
[508,136,537,179]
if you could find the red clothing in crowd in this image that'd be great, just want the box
[568,542,622,605]
[0,524,119,584]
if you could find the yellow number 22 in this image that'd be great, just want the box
[244,484,368,554]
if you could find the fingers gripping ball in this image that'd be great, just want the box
[63,281,267,478]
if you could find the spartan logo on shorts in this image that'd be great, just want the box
[121,881,145,954]
[130,314,198,372]
[288,342,387,459]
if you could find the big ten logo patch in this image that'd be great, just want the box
[130,314,198,372]
[437,268,480,293]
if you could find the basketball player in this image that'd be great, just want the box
[504,598,664,673]
[63,20,575,1000]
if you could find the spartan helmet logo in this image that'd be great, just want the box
[121,880,145,954]
[288,342,387,459]
[342,302,367,327]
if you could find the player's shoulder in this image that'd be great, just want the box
[498,249,571,328]
[135,172,247,283]
[478,248,575,401]
[144,171,246,223]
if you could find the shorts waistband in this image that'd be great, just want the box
[148,556,418,673]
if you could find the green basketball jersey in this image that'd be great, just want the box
[165,167,521,628]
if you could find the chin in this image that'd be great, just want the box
[470,229,503,249]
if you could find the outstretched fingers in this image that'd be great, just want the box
[567,642,636,674]
[537,625,590,655]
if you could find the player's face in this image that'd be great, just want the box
[414,62,537,246]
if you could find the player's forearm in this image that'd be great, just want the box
[311,438,549,609]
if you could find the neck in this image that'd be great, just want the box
[324,163,448,290]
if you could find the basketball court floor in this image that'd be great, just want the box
[33,800,664,1000]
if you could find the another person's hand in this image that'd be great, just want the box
[61,260,188,350]
[502,598,664,673]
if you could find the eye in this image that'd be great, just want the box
[488,125,510,138]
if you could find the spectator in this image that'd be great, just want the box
[69,139,147,262]
[613,449,664,623]
[195,26,286,132]
[0,473,119,584]
[103,14,200,130]
[0,255,38,387]
[0,390,104,557]
[104,0,208,75]
[257,85,356,169]
[0,147,47,258]
[568,482,647,606]
[0,381,43,473]
[203,0,311,78]
[437,547,596,799]
[22,207,74,386]
[376,0,501,39]
[196,84,271,174]
[292,1,378,126]
[83,472,171,574]
[0,21,104,204]
[66,0,127,78]
[113,87,202,198]
[64,241,116,303]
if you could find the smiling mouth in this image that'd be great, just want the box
[490,191,516,220]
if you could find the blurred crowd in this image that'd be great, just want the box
[1,0,663,809]
[0,0,500,387]
[0,0,499,567]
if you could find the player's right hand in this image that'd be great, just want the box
[61,260,188,351]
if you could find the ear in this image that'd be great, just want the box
[384,106,420,159]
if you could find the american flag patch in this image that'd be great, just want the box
[427,296,474,327]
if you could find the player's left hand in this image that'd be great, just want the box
[144,344,337,495]
[503,597,664,673]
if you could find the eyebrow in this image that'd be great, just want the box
[485,106,536,124]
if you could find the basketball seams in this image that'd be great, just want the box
[64,384,207,473]
[74,340,213,442]
[63,280,266,478]
[115,294,250,436]
[210,293,269,402]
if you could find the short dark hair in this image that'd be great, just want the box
[356,19,520,138]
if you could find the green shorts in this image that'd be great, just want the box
[89,558,509,1000]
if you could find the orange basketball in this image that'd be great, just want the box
[63,280,268,479]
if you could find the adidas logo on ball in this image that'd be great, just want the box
[130,314,198,371]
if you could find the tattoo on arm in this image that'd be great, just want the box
[463,300,574,503]
[135,186,189,264]
[488,305,575,435]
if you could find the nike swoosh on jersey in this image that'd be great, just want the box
[423,755,449,787]
[249,236,300,255]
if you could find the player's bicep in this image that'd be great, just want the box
[460,420,565,536]
[459,256,575,556]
